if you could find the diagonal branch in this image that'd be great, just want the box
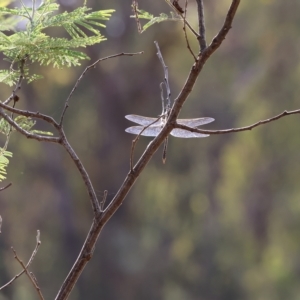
[59,131,100,214]
[0,183,12,192]
[59,52,143,126]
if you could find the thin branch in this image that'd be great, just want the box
[0,215,2,233]
[59,52,144,126]
[0,109,60,143]
[196,0,207,51]
[12,247,44,300]
[0,101,60,129]
[0,231,41,291]
[183,0,197,60]
[174,109,300,135]
[59,131,100,215]
[0,182,12,192]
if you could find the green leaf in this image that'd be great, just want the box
[0,148,12,182]
[0,69,19,86]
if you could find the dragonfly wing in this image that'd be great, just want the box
[125,114,163,126]
[125,125,162,137]
[170,128,209,138]
[177,117,214,127]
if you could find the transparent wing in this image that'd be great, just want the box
[125,114,163,126]
[125,125,162,137]
[176,117,214,127]
[170,128,209,138]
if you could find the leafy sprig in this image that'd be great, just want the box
[131,9,180,33]
[0,0,114,86]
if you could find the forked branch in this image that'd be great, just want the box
[0,230,42,292]
[55,1,241,299]
[12,246,44,300]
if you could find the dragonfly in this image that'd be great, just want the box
[125,113,214,163]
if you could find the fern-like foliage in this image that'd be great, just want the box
[131,9,180,33]
[0,0,114,86]
[0,148,12,182]
[0,115,53,181]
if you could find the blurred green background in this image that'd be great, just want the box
[1,0,300,299]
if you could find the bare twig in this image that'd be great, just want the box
[0,231,41,291]
[59,131,100,214]
[196,0,207,51]
[0,109,60,143]
[55,2,241,299]
[132,0,142,33]
[12,247,44,300]
[174,109,300,135]
[0,101,60,129]
[183,0,197,60]
[0,182,12,192]
[59,52,143,126]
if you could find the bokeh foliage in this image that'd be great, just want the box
[1,0,300,299]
